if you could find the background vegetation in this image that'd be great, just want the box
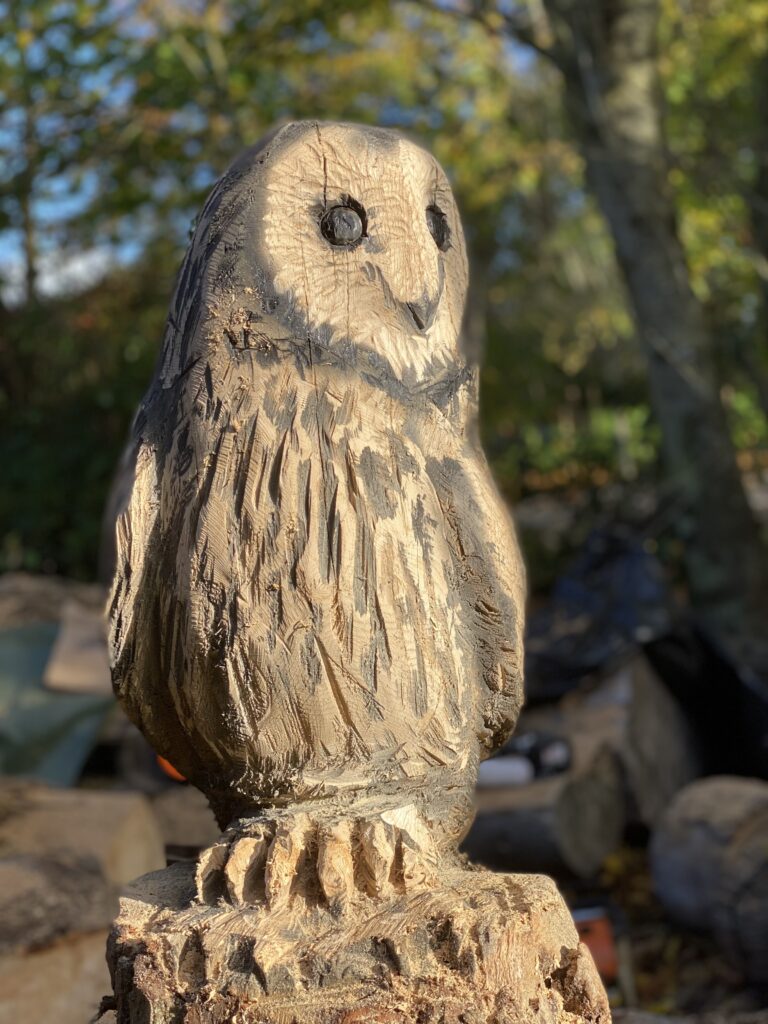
[3,0,768,643]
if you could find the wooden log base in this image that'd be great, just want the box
[107,860,610,1024]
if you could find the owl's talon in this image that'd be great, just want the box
[358,818,396,898]
[195,838,230,904]
[264,813,310,907]
[195,803,439,909]
[381,803,439,890]
[224,828,270,905]
[317,819,354,911]
[400,833,437,889]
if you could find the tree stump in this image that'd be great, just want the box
[104,120,610,1023]
[107,860,608,1024]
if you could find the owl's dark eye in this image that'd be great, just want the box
[426,205,450,251]
[320,199,366,247]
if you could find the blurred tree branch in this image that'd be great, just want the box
[431,0,768,651]
[3,0,768,600]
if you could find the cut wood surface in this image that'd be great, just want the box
[563,654,700,828]
[107,860,609,1024]
[0,781,165,954]
[43,598,112,695]
[0,929,111,1024]
[466,725,624,877]
[104,120,608,1021]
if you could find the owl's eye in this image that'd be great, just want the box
[320,200,366,247]
[426,205,450,251]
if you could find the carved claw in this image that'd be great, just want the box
[195,803,439,909]
[358,818,396,898]
[195,838,230,904]
[382,804,439,890]
[317,819,355,912]
[264,813,311,908]
[224,828,270,904]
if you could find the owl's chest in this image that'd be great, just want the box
[220,367,463,614]
[297,372,456,524]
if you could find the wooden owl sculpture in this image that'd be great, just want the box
[109,121,526,907]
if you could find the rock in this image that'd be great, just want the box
[42,598,112,695]
[107,860,610,1024]
[651,776,768,985]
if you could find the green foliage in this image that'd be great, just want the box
[0,0,136,291]
[724,385,768,450]
[0,246,170,576]
[1,0,767,579]
[661,0,768,387]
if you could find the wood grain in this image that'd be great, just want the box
[108,121,525,833]
[105,121,606,1022]
[107,860,610,1024]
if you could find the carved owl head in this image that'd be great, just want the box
[159,121,469,388]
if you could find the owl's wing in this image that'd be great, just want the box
[108,434,158,698]
[422,430,526,756]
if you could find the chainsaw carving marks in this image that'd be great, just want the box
[106,122,611,1024]
[109,121,525,837]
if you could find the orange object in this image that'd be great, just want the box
[156,755,186,782]
[573,908,618,984]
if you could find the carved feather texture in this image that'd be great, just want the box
[108,122,525,828]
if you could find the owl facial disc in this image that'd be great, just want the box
[232,121,469,382]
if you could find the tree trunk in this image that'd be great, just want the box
[538,0,768,648]
[746,48,768,419]
[19,25,38,306]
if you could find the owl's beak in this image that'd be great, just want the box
[406,295,439,332]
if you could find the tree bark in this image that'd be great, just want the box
[536,0,768,647]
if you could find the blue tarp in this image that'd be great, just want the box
[0,623,113,786]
